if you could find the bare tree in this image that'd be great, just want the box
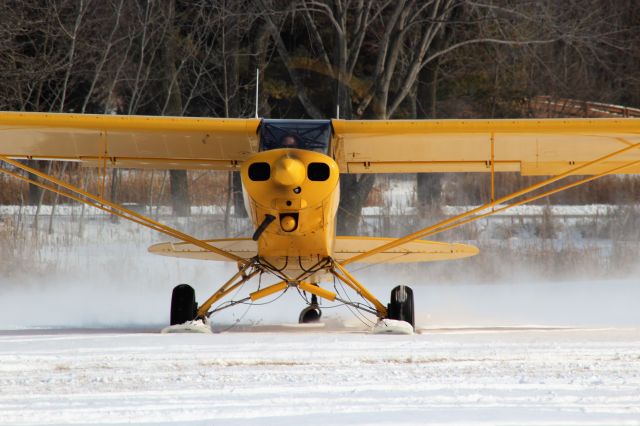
[258,0,633,234]
[0,0,637,231]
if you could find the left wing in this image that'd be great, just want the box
[0,112,260,169]
[332,118,640,175]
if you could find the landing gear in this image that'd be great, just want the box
[299,294,322,323]
[162,284,211,334]
[170,284,198,325]
[387,285,415,330]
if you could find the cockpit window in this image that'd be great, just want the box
[259,119,331,154]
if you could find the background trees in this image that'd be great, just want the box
[0,0,638,229]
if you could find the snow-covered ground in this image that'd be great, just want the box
[0,327,639,425]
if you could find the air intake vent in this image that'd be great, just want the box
[307,162,330,181]
[248,162,270,181]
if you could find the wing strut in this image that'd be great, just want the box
[0,155,247,264]
[341,139,640,266]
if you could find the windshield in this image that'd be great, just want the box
[259,119,332,154]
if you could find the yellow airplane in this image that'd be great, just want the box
[0,112,639,331]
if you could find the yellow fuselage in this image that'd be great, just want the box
[240,148,340,269]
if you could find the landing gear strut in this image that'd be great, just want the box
[170,284,198,325]
[299,294,322,323]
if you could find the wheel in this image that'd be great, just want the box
[299,305,322,323]
[170,284,198,325]
[299,291,322,324]
[387,285,415,329]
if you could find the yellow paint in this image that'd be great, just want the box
[240,148,340,265]
[0,111,260,170]
[341,141,640,265]
[332,262,387,317]
[3,112,640,175]
[148,236,478,264]
[3,112,640,319]
[490,132,495,202]
[299,281,337,302]
[280,215,297,232]
[423,157,640,244]
[0,154,245,263]
[250,281,288,301]
[272,157,306,187]
[197,266,260,317]
[332,118,640,175]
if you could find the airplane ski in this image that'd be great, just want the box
[372,319,415,335]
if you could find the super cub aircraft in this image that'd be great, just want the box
[0,112,639,333]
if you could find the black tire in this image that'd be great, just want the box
[170,284,198,325]
[387,285,415,329]
[299,305,322,323]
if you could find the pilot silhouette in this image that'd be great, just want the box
[280,134,298,148]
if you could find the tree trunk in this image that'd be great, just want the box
[110,168,120,223]
[26,160,41,205]
[337,174,375,236]
[169,170,190,216]
[162,0,190,217]
[225,8,247,218]
[416,57,442,209]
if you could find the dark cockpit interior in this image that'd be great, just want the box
[259,119,332,154]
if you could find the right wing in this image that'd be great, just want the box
[0,112,260,170]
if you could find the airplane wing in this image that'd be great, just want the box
[331,118,640,175]
[5,113,639,175]
[149,238,258,261]
[0,111,260,170]
[332,237,477,263]
[149,237,478,264]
